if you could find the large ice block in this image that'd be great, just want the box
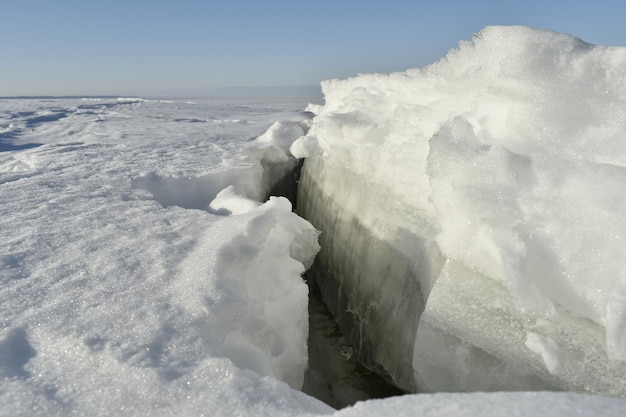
[293,25,626,397]
[298,155,443,392]
[413,260,626,395]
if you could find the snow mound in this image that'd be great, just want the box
[172,196,320,389]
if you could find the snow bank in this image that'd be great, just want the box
[294,25,626,395]
[172,196,319,389]
[334,392,626,417]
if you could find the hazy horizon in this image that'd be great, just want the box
[0,84,323,99]
[2,1,625,96]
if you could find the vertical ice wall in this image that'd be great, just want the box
[292,26,626,396]
[298,155,442,391]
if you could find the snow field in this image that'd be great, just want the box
[0,97,330,416]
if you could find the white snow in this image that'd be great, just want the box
[0,96,331,416]
[2,25,626,416]
[333,392,626,417]
[293,25,626,396]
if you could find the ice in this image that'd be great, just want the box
[607,284,626,361]
[293,25,626,396]
[525,332,564,374]
[297,155,431,391]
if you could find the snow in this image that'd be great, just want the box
[174,196,320,389]
[293,25,626,396]
[2,25,626,416]
[0,96,331,416]
[334,392,626,417]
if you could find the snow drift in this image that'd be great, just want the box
[293,25,626,396]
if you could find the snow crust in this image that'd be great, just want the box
[293,25,626,395]
[0,97,330,416]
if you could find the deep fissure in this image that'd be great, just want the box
[268,158,405,409]
[302,270,406,409]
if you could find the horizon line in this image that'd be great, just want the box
[0,85,324,100]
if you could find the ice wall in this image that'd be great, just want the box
[293,26,626,396]
[298,155,440,391]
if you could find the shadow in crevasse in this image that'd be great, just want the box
[303,275,406,409]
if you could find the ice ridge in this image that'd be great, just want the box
[293,25,626,396]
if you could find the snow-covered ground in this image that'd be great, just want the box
[2,26,626,417]
[0,97,331,415]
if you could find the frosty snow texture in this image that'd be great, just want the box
[0,97,330,416]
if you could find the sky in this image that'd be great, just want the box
[1,0,625,97]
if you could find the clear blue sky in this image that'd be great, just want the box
[2,0,625,97]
